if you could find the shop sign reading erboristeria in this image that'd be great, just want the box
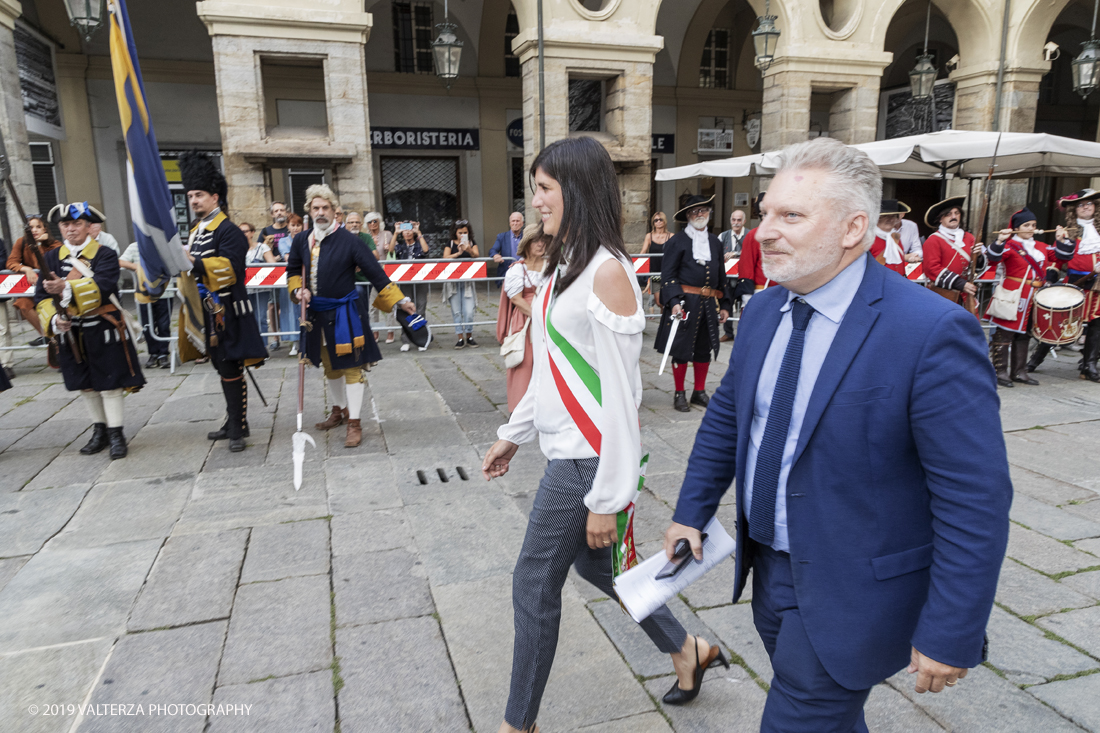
[371,127,480,151]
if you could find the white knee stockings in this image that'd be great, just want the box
[83,389,124,428]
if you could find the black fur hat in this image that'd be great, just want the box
[179,150,227,207]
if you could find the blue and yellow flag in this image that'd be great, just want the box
[108,0,191,298]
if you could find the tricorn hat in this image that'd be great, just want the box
[1058,189,1100,209]
[179,150,227,206]
[674,194,716,223]
[924,196,967,228]
[879,199,911,217]
[47,202,105,225]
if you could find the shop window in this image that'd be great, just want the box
[30,142,58,227]
[569,79,604,132]
[260,58,328,136]
[511,157,525,213]
[505,7,520,78]
[393,1,435,74]
[380,156,459,257]
[289,169,327,219]
[699,29,730,89]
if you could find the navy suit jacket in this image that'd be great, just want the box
[491,231,518,280]
[671,254,1012,691]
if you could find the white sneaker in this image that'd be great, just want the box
[418,345,428,352]
[400,344,410,352]
[289,345,298,356]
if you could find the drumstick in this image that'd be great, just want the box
[1006,226,1082,236]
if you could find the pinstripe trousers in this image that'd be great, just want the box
[505,457,688,730]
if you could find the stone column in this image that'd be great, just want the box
[512,3,662,250]
[761,71,812,150]
[950,66,1045,232]
[55,54,103,209]
[197,1,373,227]
[0,0,38,236]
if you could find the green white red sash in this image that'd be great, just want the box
[543,267,645,576]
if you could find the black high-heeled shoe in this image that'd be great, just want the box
[662,637,730,705]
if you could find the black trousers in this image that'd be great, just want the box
[139,299,171,356]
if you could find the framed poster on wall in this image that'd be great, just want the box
[14,22,63,139]
[877,80,955,140]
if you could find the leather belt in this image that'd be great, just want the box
[1005,276,1043,287]
[681,285,720,299]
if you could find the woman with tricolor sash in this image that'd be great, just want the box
[482,138,727,733]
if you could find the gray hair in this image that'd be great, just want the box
[364,211,383,224]
[773,137,881,248]
[304,183,339,210]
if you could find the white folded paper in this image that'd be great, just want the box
[612,518,736,623]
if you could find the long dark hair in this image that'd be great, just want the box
[531,137,628,292]
[450,220,476,246]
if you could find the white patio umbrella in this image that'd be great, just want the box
[654,153,768,181]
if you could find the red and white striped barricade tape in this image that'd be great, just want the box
[0,273,32,298]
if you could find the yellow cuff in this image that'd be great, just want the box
[203,256,237,291]
[69,277,102,316]
[288,275,303,303]
[36,299,58,337]
[372,282,405,313]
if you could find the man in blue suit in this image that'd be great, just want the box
[489,212,525,287]
[665,138,1011,732]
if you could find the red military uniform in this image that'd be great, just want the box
[984,237,1053,333]
[737,228,779,290]
[870,230,907,276]
[1059,244,1100,322]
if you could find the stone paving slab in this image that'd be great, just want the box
[1076,537,1100,556]
[23,450,111,490]
[1061,569,1100,599]
[985,606,1097,685]
[336,617,466,733]
[217,574,332,686]
[1036,605,1100,658]
[0,637,113,733]
[995,559,1095,617]
[129,529,249,632]
[644,666,767,733]
[1028,674,1100,732]
[1007,523,1100,576]
[1010,494,1100,541]
[1005,428,1100,494]
[97,422,216,482]
[81,622,228,733]
[0,485,89,557]
[324,454,402,514]
[573,711,674,732]
[590,595,715,678]
[1063,497,1100,526]
[47,476,192,550]
[697,603,774,685]
[0,556,29,594]
[239,518,329,583]
[330,508,413,556]
[9,419,91,452]
[0,539,162,652]
[434,574,655,733]
[1010,465,1098,507]
[0,448,64,493]
[209,670,335,733]
[0,427,32,453]
[173,465,328,535]
[886,665,1084,732]
[863,683,946,732]
[332,548,433,627]
[405,491,527,586]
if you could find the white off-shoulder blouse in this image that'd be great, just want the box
[498,246,646,514]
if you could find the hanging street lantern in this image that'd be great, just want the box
[62,0,106,42]
[909,53,938,100]
[1073,40,1100,97]
[433,0,463,88]
[752,0,780,73]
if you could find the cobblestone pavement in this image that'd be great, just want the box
[1,294,1099,732]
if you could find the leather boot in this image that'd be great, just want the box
[226,377,247,452]
[990,329,1013,388]
[1081,320,1100,383]
[1012,335,1039,385]
[80,423,109,455]
[690,390,710,407]
[1027,342,1053,373]
[208,419,250,441]
[107,427,127,459]
[345,418,362,448]
[316,405,348,430]
[673,391,690,412]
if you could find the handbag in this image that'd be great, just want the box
[501,317,529,368]
[988,278,1024,320]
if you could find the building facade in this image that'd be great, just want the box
[2,0,1097,253]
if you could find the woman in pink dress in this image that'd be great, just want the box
[497,226,550,412]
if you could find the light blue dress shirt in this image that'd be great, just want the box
[742,255,867,552]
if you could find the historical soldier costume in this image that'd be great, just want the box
[985,208,1059,387]
[870,199,912,277]
[34,202,145,459]
[287,184,416,447]
[1033,189,1100,381]
[654,195,732,412]
[922,196,988,311]
[178,152,269,452]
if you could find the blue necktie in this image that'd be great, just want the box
[749,299,816,546]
